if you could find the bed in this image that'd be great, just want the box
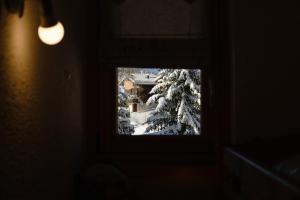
[274,154,300,187]
[223,134,300,200]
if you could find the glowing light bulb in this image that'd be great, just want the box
[38,21,64,45]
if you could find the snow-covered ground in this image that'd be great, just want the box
[130,110,153,135]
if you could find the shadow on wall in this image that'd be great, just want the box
[0,0,85,200]
[231,0,300,144]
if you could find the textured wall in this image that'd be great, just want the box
[0,0,85,199]
[231,0,300,144]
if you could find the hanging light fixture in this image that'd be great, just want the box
[4,0,24,17]
[3,0,64,46]
[38,0,64,45]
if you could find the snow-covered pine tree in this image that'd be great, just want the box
[145,69,201,135]
[118,85,134,135]
[118,67,141,85]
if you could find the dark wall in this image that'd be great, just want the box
[0,0,85,199]
[231,0,300,144]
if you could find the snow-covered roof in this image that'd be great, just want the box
[131,73,157,85]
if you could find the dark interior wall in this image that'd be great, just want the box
[231,0,300,144]
[0,0,85,199]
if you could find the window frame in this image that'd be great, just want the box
[95,57,215,162]
[85,0,230,163]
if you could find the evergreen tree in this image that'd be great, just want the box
[117,67,142,84]
[145,69,201,135]
[118,86,134,135]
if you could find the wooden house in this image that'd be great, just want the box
[123,73,157,112]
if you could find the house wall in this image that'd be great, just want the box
[124,80,134,91]
[0,0,86,199]
[231,0,300,144]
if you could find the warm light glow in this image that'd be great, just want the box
[38,21,64,45]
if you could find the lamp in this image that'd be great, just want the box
[4,0,24,17]
[38,0,64,45]
[3,0,64,45]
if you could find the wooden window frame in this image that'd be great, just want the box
[85,0,231,163]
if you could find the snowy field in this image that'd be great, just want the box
[130,110,153,135]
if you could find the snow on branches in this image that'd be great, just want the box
[145,69,201,135]
[118,86,134,135]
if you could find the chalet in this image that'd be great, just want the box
[123,73,157,112]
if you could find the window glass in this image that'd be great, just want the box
[117,67,201,135]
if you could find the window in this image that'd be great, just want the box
[94,63,213,158]
[117,67,202,136]
[85,0,226,160]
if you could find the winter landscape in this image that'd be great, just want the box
[118,67,201,136]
